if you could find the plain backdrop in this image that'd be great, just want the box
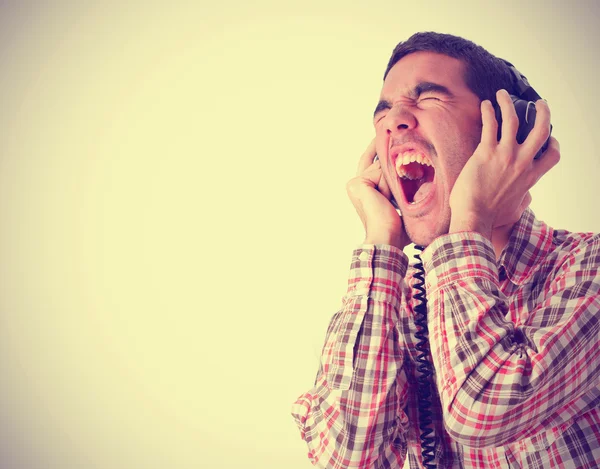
[0,1,598,468]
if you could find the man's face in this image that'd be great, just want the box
[374,51,483,246]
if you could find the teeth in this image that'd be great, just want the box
[397,151,432,167]
[395,151,432,180]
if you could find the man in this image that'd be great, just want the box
[292,32,600,468]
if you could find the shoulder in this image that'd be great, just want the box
[538,229,600,300]
[550,229,600,272]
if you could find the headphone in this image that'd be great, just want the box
[494,59,553,159]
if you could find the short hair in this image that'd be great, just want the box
[384,32,516,107]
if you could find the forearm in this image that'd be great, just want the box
[291,301,408,467]
[291,245,410,467]
[422,232,600,447]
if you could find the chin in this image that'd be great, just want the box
[404,216,450,248]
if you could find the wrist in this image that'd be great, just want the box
[364,231,407,250]
[449,213,493,240]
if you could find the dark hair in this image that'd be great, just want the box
[384,32,515,106]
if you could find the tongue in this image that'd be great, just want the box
[413,181,433,203]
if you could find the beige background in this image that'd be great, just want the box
[0,1,598,468]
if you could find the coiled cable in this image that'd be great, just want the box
[413,245,436,469]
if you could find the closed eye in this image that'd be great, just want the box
[420,96,441,101]
[373,109,389,124]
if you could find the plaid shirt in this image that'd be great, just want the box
[292,209,600,468]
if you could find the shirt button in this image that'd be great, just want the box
[359,252,370,262]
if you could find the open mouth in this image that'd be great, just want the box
[395,152,436,204]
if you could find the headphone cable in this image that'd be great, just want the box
[413,245,436,469]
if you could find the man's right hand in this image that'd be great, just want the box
[346,139,409,250]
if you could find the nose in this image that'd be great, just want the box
[383,104,417,135]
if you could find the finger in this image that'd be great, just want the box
[358,159,384,187]
[346,161,385,201]
[356,138,377,176]
[352,159,398,207]
[480,99,498,147]
[528,137,560,187]
[521,99,551,159]
[497,89,519,143]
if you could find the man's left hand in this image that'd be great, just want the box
[449,89,560,239]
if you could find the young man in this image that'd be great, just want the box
[292,32,600,468]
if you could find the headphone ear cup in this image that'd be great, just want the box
[493,101,503,142]
[493,95,528,142]
[512,98,536,144]
[492,95,550,159]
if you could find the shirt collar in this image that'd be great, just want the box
[497,208,554,285]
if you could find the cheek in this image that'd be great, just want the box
[461,115,484,152]
[374,128,389,151]
[382,160,399,188]
[434,123,475,190]
[375,134,396,177]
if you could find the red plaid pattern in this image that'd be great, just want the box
[292,209,600,468]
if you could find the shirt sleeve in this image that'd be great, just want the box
[422,232,600,448]
[291,244,411,468]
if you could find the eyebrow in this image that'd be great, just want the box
[373,81,455,118]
